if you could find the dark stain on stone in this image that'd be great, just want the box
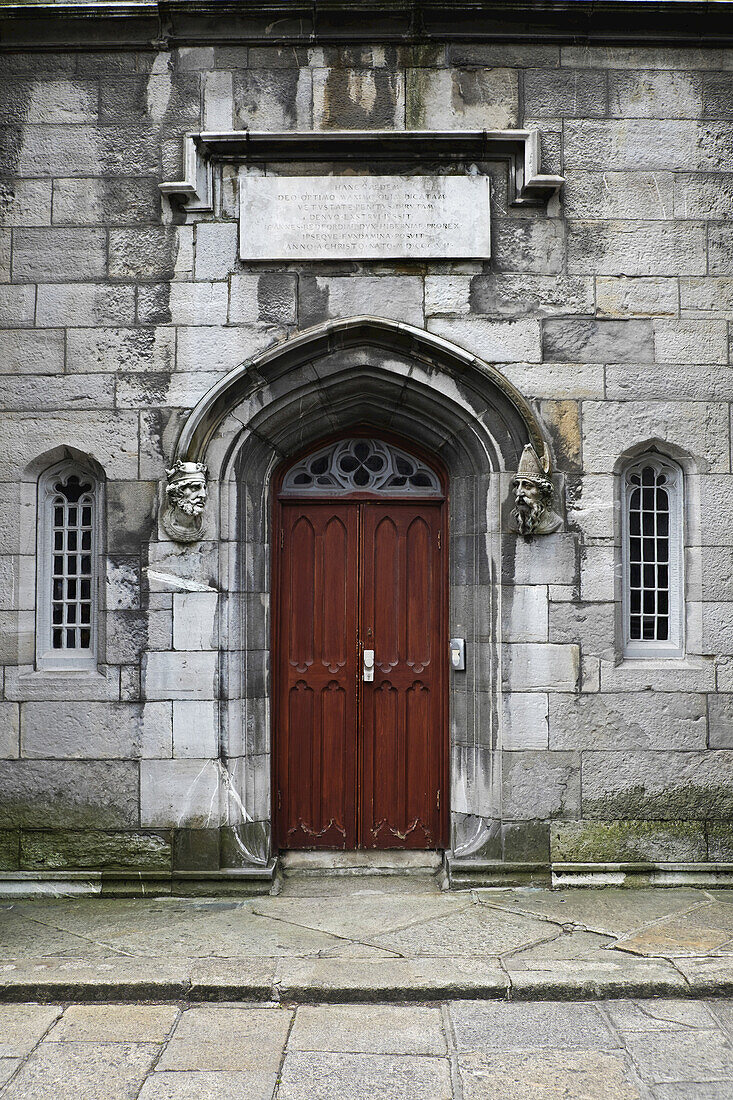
[257,272,296,323]
[320,68,401,129]
[298,274,330,327]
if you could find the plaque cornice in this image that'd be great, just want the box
[159,129,564,213]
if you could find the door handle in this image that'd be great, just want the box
[363,648,375,682]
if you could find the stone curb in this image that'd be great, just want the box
[1,957,732,1003]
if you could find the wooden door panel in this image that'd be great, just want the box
[276,503,358,849]
[361,504,444,849]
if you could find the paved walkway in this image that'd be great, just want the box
[2,876,733,1001]
[2,997,733,1098]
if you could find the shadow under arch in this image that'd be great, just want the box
[185,318,553,868]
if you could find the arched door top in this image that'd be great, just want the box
[171,316,551,473]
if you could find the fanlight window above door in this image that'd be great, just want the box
[280,438,442,496]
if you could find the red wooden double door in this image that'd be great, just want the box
[274,498,447,850]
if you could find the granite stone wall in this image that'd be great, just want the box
[0,31,731,883]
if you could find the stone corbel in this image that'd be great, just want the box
[510,444,563,539]
[161,459,209,543]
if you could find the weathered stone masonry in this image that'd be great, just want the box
[0,0,732,890]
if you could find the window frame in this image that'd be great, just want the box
[36,460,101,672]
[621,453,685,660]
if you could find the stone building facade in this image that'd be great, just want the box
[0,0,732,892]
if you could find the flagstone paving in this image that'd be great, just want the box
[2,877,733,1000]
[1,998,733,1098]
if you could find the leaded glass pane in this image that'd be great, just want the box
[281,438,442,496]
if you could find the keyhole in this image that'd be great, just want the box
[367,627,373,637]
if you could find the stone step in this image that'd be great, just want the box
[280,850,444,876]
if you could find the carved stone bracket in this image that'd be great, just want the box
[161,459,209,543]
[160,128,564,213]
[510,444,563,539]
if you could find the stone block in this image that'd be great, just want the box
[12,227,106,282]
[501,585,548,643]
[543,318,654,364]
[709,695,733,748]
[681,276,733,317]
[36,283,135,328]
[406,67,518,129]
[707,225,733,276]
[581,750,733,819]
[465,274,594,319]
[138,282,228,326]
[502,361,605,400]
[599,659,715,693]
[0,760,138,828]
[524,68,607,117]
[448,43,560,67]
[564,118,733,172]
[609,70,702,118]
[176,324,285,374]
[703,603,733,655]
[653,320,728,364]
[204,70,233,129]
[0,284,35,327]
[0,77,98,124]
[0,228,7,281]
[99,73,201,124]
[104,609,171,663]
[506,533,578,586]
[502,643,579,692]
[703,71,733,118]
[234,68,312,129]
[194,222,238,280]
[701,547,733,600]
[492,219,564,275]
[20,830,171,871]
[596,277,678,318]
[502,750,580,819]
[701,476,733,547]
[0,411,138,480]
[140,759,220,827]
[548,601,616,660]
[146,541,219,592]
[606,362,733,401]
[580,544,616,602]
[501,692,549,750]
[173,700,218,758]
[581,400,730,474]
[52,177,161,226]
[66,326,175,374]
[673,173,733,221]
[427,317,541,363]
[561,44,725,69]
[549,692,707,751]
[0,829,19,869]
[568,221,707,277]
[564,171,675,220]
[173,592,218,650]
[144,651,218,701]
[0,329,60,375]
[107,481,157,554]
[299,275,424,328]
[116,370,223,411]
[229,273,297,324]
[108,227,185,281]
[315,67,404,129]
[0,702,20,759]
[551,820,707,862]
[0,178,52,227]
[0,373,115,412]
[21,701,172,760]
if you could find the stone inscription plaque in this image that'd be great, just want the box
[239,175,490,261]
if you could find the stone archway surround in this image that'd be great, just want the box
[178,318,551,869]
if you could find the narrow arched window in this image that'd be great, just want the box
[37,463,100,671]
[622,455,684,658]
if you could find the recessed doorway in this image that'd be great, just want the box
[272,436,448,850]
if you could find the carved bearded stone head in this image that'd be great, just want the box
[511,445,562,538]
[162,460,209,541]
